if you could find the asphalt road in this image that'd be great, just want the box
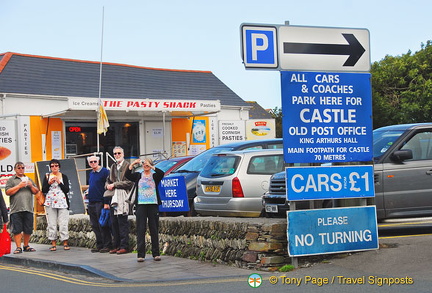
[1,217,432,293]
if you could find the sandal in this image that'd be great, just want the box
[64,245,70,250]
[13,247,22,254]
[153,256,161,261]
[23,246,36,252]
[49,246,57,251]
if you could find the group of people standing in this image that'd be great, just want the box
[0,145,164,263]
[85,146,164,262]
[3,159,69,253]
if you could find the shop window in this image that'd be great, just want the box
[65,122,139,159]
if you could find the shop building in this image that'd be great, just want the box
[0,52,275,184]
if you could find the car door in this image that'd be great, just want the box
[381,130,432,218]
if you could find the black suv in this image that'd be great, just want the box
[263,123,432,221]
[165,138,283,215]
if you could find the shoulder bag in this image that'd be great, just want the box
[35,190,45,206]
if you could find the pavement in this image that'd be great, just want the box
[1,230,432,285]
[0,243,256,282]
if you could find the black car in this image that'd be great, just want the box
[165,138,283,215]
[263,123,432,221]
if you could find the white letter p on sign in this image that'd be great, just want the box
[251,33,268,61]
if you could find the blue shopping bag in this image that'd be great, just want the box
[99,209,111,227]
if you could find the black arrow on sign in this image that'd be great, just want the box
[283,33,366,66]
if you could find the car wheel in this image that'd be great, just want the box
[187,201,197,217]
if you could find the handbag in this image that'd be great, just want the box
[35,190,46,206]
[0,224,11,256]
[126,184,137,215]
[99,209,111,227]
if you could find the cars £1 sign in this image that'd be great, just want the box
[281,71,373,163]
[286,165,374,201]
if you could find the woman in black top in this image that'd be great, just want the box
[125,157,164,262]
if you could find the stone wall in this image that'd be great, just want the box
[31,215,289,270]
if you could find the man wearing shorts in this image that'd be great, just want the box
[5,162,39,254]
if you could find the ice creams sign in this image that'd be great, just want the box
[193,120,206,143]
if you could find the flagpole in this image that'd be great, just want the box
[97,7,105,154]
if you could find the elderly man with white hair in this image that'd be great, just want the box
[87,155,112,253]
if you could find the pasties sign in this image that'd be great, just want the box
[69,98,221,112]
[0,120,16,186]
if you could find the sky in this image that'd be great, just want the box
[1,0,431,110]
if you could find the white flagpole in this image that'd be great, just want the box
[97,7,105,153]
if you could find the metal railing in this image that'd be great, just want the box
[66,151,170,185]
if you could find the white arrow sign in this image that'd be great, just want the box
[278,25,370,72]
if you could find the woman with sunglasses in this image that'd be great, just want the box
[125,157,164,262]
[42,159,71,251]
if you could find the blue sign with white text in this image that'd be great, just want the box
[281,71,372,163]
[158,176,189,212]
[287,165,374,201]
[287,206,379,257]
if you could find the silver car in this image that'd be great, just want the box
[194,149,285,217]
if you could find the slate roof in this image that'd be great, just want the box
[246,101,273,119]
[0,52,249,107]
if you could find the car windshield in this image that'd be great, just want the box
[155,160,178,172]
[373,128,405,161]
[172,147,234,173]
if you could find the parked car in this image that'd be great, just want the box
[154,156,194,175]
[194,149,285,217]
[165,138,283,215]
[262,123,432,221]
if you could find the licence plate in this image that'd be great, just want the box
[205,185,221,192]
[265,204,278,213]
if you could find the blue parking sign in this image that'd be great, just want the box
[241,25,278,68]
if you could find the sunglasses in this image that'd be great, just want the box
[114,152,122,155]
[89,161,98,163]
[16,167,25,170]
[50,164,59,168]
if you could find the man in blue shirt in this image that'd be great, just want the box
[87,156,111,253]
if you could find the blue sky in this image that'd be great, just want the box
[1,0,431,109]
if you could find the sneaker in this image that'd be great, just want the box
[91,248,100,253]
[99,248,110,253]
[137,258,145,262]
